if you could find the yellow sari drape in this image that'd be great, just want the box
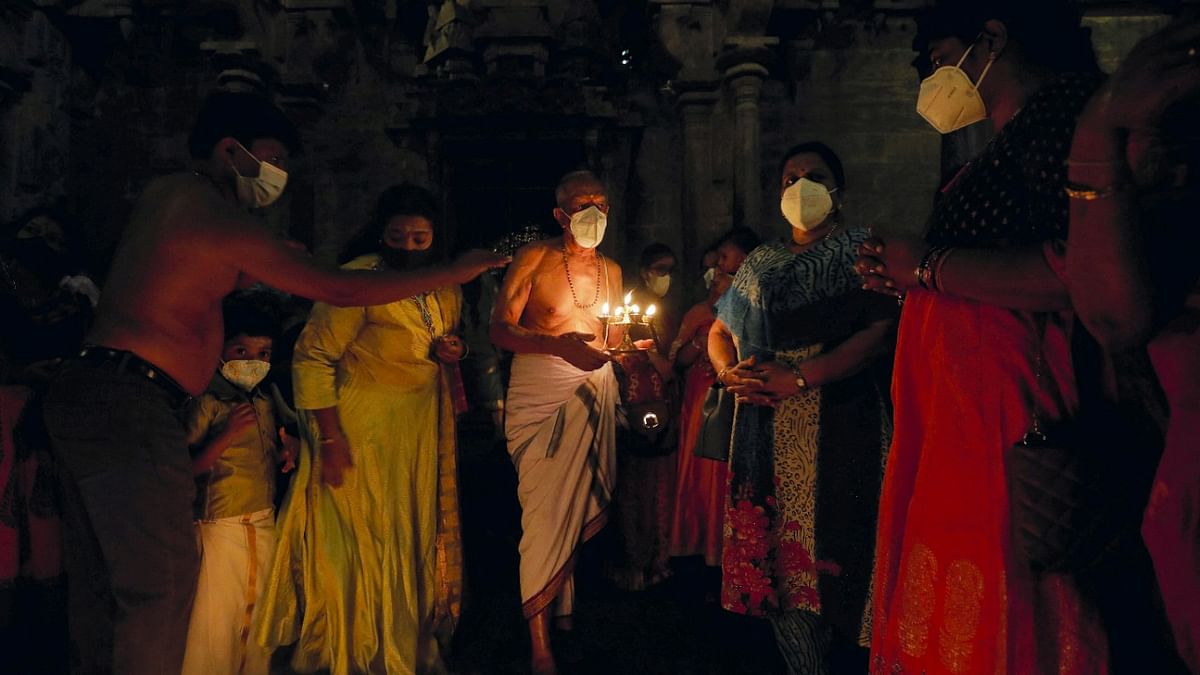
[255,254,463,675]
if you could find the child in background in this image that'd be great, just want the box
[181,302,297,675]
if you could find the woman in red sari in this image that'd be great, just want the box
[856,1,1114,672]
[668,228,759,567]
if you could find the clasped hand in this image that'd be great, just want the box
[854,236,929,298]
[722,356,802,408]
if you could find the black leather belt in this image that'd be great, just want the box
[75,346,193,408]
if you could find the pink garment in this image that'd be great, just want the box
[1144,298,1200,674]
[668,348,728,567]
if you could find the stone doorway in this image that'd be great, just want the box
[442,138,588,251]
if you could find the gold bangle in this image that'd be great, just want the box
[1063,181,1127,201]
[932,247,956,293]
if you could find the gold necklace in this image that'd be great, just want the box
[790,222,840,253]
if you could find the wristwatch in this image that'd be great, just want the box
[793,369,809,393]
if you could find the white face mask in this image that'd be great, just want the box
[221,359,271,392]
[568,206,607,249]
[646,273,671,297]
[916,43,995,134]
[781,177,837,232]
[233,142,288,208]
[702,267,716,290]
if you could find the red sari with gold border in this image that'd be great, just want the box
[869,73,1110,674]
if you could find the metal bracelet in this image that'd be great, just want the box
[1064,180,1127,201]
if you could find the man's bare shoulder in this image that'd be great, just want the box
[508,238,560,277]
[514,238,560,263]
[141,173,215,208]
[131,174,229,233]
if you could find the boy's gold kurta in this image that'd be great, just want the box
[255,254,463,675]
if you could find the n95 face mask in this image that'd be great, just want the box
[781,177,837,232]
[916,44,995,135]
[569,206,607,249]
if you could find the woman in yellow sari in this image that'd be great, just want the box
[256,184,465,674]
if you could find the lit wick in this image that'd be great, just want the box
[645,304,661,350]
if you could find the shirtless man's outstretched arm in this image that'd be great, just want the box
[91,101,505,395]
[42,91,505,675]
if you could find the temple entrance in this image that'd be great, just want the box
[442,137,588,251]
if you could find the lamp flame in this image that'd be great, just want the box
[624,291,633,305]
[645,304,656,317]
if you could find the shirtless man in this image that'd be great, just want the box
[490,170,622,674]
[40,92,506,675]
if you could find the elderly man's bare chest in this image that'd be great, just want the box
[526,259,607,326]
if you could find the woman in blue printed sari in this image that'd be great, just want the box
[708,142,896,673]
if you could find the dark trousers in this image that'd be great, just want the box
[42,361,199,675]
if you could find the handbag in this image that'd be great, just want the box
[612,351,677,457]
[1005,318,1155,572]
[694,384,733,461]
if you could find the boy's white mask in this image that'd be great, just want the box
[221,359,271,391]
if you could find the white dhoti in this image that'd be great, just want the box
[182,508,276,675]
[506,354,618,619]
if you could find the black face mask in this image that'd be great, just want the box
[381,247,435,271]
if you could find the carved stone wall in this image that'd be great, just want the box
[762,15,941,238]
[0,0,1187,296]
[1,8,72,226]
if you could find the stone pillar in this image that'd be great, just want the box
[0,66,31,222]
[719,43,772,230]
[677,87,720,296]
[652,0,721,298]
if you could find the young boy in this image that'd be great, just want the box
[181,302,297,675]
